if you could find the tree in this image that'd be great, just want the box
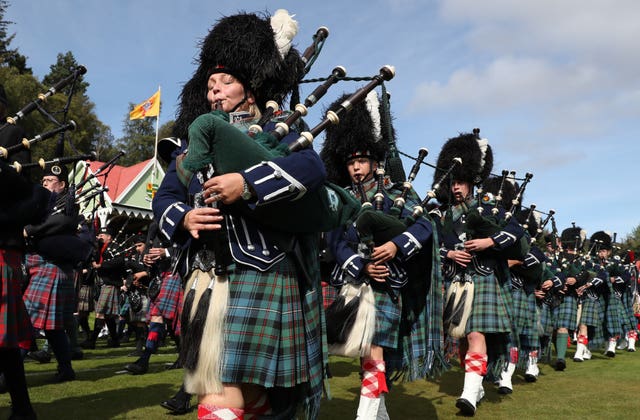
[0,0,30,73]
[37,52,100,158]
[620,224,640,259]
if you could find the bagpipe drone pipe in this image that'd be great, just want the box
[1,66,87,130]
[1,65,87,163]
[459,169,534,261]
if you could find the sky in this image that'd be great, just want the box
[6,0,640,241]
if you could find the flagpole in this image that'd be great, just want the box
[150,85,161,208]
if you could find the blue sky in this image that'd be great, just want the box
[7,1,640,240]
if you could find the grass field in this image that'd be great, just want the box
[1,337,639,419]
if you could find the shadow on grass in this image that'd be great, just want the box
[28,383,177,419]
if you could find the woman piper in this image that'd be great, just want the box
[152,10,330,420]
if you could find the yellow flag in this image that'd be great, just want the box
[129,89,160,120]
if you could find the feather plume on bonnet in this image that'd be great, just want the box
[173,9,304,141]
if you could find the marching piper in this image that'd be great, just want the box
[320,90,442,419]
[432,131,524,416]
[592,231,636,356]
[153,10,333,419]
[22,162,91,383]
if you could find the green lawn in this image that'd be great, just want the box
[2,339,640,419]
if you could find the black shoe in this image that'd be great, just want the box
[160,393,192,414]
[53,368,76,383]
[498,386,513,394]
[555,359,566,371]
[0,373,6,394]
[455,397,476,416]
[165,359,182,370]
[79,340,95,350]
[125,359,148,375]
[27,350,52,364]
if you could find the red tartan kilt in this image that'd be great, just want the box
[322,281,338,309]
[0,249,34,348]
[149,272,183,334]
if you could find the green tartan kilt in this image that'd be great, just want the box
[605,296,631,337]
[466,272,512,334]
[510,288,541,348]
[370,285,402,349]
[623,292,637,329]
[217,258,323,389]
[579,297,602,327]
[539,302,556,336]
[554,295,578,329]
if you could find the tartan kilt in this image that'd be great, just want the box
[623,292,638,329]
[539,302,556,336]
[554,294,578,329]
[579,297,602,328]
[0,249,33,348]
[23,253,75,330]
[321,281,338,310]
[77,284,94,312]
[511,288,541,348]
[95,284,120,316]
[466,272,512,334]
[149,272,183,322]
[605,296,632,337]
[371,284,402,349]
[187,257,322,388]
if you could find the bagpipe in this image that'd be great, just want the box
[1,66,87,129]
[462,170,533,260]
[7,149,95,173]
[0,120,78,160]
[2,65,87,165]
[178,65,397,235]
[326,146,440,354]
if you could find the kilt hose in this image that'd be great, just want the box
[0,249,33,348]
[23,253,75,331]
